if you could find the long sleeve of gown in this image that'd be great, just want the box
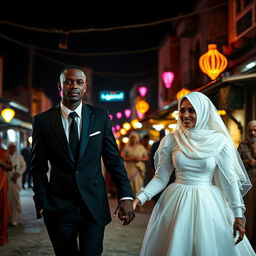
[215,143,245,218]
[136,134,174,205]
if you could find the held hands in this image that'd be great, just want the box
[233,218,245,245]
[114,200,135,226]
[133,198,141,211]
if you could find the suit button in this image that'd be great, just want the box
[76,171,79,175]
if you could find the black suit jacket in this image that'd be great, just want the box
[30,103,134,227]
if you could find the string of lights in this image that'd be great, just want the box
[0,3,227,34]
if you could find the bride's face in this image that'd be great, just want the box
[179,98,197,128]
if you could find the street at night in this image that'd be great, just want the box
[0,0,256,255]
[0,189,153,256]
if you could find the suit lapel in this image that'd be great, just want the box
[79,104,94,160]
[50,105,75,163]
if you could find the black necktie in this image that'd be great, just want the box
[69,112,79,160]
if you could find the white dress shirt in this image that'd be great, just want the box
[60,102,82,141]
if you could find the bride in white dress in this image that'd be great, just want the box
[133,92,256,256]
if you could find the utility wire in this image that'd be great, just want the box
[34,51,157,77]
[0,32,163,56]
[0,3,227,34]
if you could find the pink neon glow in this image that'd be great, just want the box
[124,109,132,118]
[109,114,113,120]
[115,125,120,130]
[112,127,115,132]
[116,112,122,119]
[59,91,63,97]
[137,111,144,119]
[162,71,175,88]
[138,86,148,97]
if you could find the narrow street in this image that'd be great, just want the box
[0,189,154,256]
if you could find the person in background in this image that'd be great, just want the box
[21,141,32,189]
[7,142,26,227]
[238,120,256,249]
[133,92,255,256]
[122,132,149,196]
[140,134,151,186]
[0,136,12,246]
[30,65,134,256]
[150,129,166,170]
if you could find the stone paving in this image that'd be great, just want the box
[0,189,154,256]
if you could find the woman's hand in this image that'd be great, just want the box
[233,218,245,245]
[133,198,141,210]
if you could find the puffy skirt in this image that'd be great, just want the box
[139,183,256,256]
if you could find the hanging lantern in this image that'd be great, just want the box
[135,100,149,114]
[1,108,15,122]
[124,109,132,118]
[116,112,122,119]
[138,86,148,97]
[123,122,131,131]
[161,71,175,88]
[199,44,228,80]
[176,88,191,100]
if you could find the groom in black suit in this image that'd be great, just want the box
[30,65,135,256]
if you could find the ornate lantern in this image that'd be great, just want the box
[135,100,149,115]
[199,44,228,80]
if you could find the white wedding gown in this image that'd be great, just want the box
[137,136,256,256]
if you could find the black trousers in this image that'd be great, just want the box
[43,199,105,256]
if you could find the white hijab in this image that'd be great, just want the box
[173,91,251,196]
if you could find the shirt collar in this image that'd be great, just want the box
[60,101,82,119]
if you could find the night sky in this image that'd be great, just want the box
[0,1,195,115]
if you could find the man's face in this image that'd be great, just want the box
[248,125,256,143]
[59,68,87,108]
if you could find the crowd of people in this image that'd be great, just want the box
[0,138,32,246]
[0,65,255,256]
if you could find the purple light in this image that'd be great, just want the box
[124,109,132,118]
[112,127,115,132]
[115,125,120,130]
[138,86,148,97]
[162,71,175,89]
[109,114,113,120]
[116,112,122,119]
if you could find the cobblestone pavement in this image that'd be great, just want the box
[0,189,154,256]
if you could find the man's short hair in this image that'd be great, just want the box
[59,65,87,81]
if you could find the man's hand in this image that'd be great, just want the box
[116,200,135,226]
[233,218,245,245]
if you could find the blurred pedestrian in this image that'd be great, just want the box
[238,120,256,248]
[140,134,151,186]
[121,132,149,196]
[0,136,12,246]
[21,141,32,189]
[7,142,26,226]
[133,92,255,255]
[30,65,134,255]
